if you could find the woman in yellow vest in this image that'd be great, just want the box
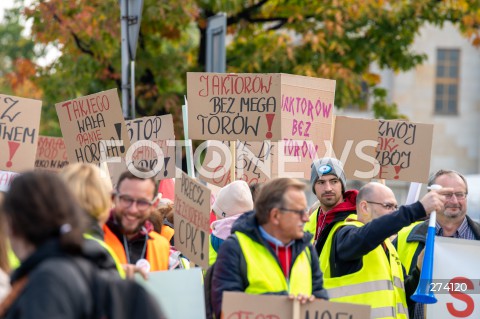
[60,163,126,277]
[320,182,447,319]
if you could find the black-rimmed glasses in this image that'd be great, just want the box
[444,192,467,200]
[116,194,153,211]
[278,207,308,217]
[365,201,398,211]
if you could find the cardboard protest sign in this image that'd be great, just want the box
[136,268,205,319]
[427,237,480,319]
[332,116,433,183]
[222,292,292,318]
[0,170,19,192]
[302,298,371,319]
[187,73,336,179]
[174,170,211,268]
[55,89,130,165]
[0,94,42,171]
[199,140,277,187]
[222,292,371,319]
[107,115,175,182]
[35,136,69,172]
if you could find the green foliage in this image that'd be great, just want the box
[371,88,408,120]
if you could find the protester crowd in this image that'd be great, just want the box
[0,156,478,319]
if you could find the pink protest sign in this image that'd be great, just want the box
[35,136,69,172]
[187,73,336,179]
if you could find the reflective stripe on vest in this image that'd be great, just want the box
[397,302,408,315]
[235,232,312,296]
[103,224,170,271]
[327,280,393,298]
[371,307,395,318]
[396,222,421,274]
[321,214,408,319]
[83,233,126,278]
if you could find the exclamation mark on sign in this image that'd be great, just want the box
[394,166,401,180]
[163,157,170,177]
[114,123,125,153]
[200,231,205,260]
[265,114,275,139]
[6,141,20,168]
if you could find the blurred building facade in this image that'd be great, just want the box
[336,22,480,219]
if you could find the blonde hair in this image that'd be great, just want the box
[60,163,113,225]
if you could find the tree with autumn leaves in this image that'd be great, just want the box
[2,0,480,137]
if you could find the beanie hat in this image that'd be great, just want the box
[212,180,254,219]
[310,157,346,194]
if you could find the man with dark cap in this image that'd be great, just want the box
[304,157,358,257]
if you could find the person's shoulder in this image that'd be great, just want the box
[148,230,170,245]
[29,257,87,291]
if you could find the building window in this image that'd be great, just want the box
[434,49,460,115]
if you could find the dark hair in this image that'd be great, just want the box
[249,183,263,202]
[428,169,468,194]
[116,170,158,199]
[255,178,305,225]
[2,171,86,254]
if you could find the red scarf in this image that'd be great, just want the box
[315,190,358,239]
[267,242,292,278]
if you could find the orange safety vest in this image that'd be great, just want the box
[103,225,170,271]
[160,225,174,242]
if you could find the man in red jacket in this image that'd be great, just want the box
[304,157,358,255]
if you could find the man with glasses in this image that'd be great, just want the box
[394,169,480,319]
[104,171,170,271]
[321,181,448,319]
[211,178,328,319]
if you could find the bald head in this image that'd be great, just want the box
[357,182,398,224]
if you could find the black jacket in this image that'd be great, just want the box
[330,202,427,317]
[3,238,120,319]
[393,214,480,276]
[211,211,328,318]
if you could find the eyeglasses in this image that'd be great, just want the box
[365,201,398,211]
[278,207,308,217]
[444,192,467,200]
[116,194,153,211]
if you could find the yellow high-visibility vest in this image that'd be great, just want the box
[321,215,408,319]
[395,221,422,274]
[83,233,126,279]
[235,231,312,296]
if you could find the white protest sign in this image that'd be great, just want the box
[136,268,205,319]
[426,237,480,318]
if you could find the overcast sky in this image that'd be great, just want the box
[0,2,12,21]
